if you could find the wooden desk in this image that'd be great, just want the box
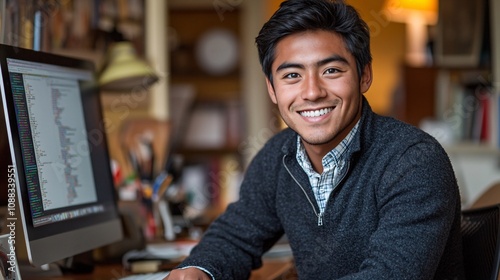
[22,258,295,280]
[250,259,296,280]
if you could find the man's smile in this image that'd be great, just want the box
[299,107,334,118]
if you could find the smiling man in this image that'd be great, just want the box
[266,30,370,174]
[166,0,465,279]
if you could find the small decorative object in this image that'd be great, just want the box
[434,0,486,67]
[195,28,239,76]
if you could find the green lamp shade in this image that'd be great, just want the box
[99,42,159,92]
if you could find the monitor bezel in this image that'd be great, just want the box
[0,44,123,266]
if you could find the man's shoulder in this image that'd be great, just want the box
[372,114,434,141]
[360,101,435,148]
[367,114,446,154]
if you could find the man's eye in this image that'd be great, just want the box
[324,68,340,74]
[284,73,300,79]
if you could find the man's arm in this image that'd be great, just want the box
[346,140,462,279]
[167,142,285,279]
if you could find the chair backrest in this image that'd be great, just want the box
[472,182,500,209]
[461,204,500,280]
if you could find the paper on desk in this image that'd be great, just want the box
[263,243,293,259]
[122,241,198,269]
[145,242,290,259]
[145,241,197,258]
[123,241,291,269]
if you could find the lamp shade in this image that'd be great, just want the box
[383,0,438,66]
[99,42,159,92]
[383,0,438,25]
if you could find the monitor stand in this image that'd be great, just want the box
[19,253,95,279]
[19,263,63,278]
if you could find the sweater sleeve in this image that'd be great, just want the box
[340,139,462,280]
[176,141,285,280]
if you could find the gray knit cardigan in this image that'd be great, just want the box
[178,97,465,280]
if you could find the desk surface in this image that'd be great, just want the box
[22,259,295,280]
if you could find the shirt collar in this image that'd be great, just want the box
[296,120,360,174]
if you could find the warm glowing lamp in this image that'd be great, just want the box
[383,0,438,66]
[99,41,159,92]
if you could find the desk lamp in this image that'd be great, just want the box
[383,0,438,66]
[99,41,159,91]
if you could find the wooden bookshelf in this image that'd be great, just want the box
[397,0,500,206]
[168,7,245,218]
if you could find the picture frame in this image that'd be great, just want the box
[434,0,486,67]
[0,234,21,280]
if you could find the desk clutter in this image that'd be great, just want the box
[101,81,246,249]
[111,113,244,244]
[118,240,293,279]
[122,241,197,274]
[118,271,171,280]
[98,86,246,278]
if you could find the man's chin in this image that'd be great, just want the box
[300,134,335,146]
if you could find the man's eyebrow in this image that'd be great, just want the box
[317,55,349,67]
[275,54,350,72]
[276,62,304,72]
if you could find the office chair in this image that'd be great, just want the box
[471,182,500,209]
[461,204,500,280]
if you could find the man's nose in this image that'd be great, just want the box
[302,75,327,100]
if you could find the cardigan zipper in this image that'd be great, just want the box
[283,155,322,225]
[283,155,350,226]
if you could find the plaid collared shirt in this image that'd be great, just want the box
[296,121,359,213]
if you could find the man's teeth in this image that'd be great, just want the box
[300,108,333,117]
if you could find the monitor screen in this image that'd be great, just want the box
[0,44,123,267]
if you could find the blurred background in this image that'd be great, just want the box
[1,0,500,234]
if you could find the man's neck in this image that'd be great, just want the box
[303,144,330,173]
[301,115,362,173]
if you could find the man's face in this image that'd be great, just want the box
[266,30,372,152]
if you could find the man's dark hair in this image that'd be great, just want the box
[255,0,372,85]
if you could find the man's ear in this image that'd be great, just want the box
[360,64,373,94]
[266,78,278,104]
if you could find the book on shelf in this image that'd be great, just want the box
[461,84,492,144]
[438,75,493,145]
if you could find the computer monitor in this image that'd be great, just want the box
[0,99,11,208]
[0,44,123,268]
